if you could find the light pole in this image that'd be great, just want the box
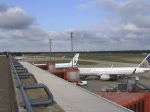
[71,32,73,52]
[70,32,73,68]
[49,38,52,61]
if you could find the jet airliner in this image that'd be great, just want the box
[79,54,150,80]
[34,53,79,69]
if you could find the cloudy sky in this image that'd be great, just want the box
[0,0,150,52]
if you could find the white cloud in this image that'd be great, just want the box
[73,0,150,51]
[78,1,96,10]
[0,5,34,29]
[123,23,139,32]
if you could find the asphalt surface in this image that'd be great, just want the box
[24,55,150,93]
[0,56,17,112]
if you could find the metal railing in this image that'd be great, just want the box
[10,57,33,112]
[21,84,53,106]
[10,56,54,112]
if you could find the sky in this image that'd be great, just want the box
[0,0,150,52]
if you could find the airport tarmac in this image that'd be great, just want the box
[79,77,122,93]
[24,55,150,93]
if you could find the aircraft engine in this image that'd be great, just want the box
[100,74,110,80]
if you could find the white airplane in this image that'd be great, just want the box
[34,53,79,69]
[15,55,25,60]
[79,54,150,80]
[55,53,79,69]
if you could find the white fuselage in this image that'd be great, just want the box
[15,57,24,60]
[34,63,75,69]
[55,63,74,69]
[79,67,150,76]
[34,64,46,66]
